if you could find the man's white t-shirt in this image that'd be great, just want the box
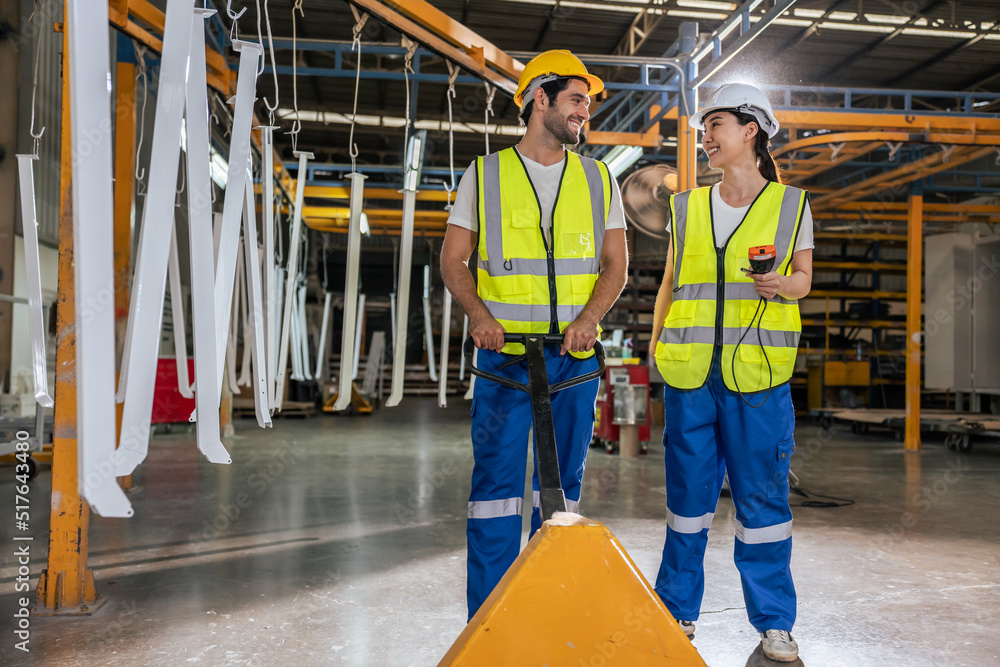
[446,148,627,245]
[666,183,814,251]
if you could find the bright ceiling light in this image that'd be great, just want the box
[676,0,736,10]
[902,27,978,39]
[667,9,729,20]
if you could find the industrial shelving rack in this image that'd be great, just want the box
[797,231,911,411]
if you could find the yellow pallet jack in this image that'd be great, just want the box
[322,382,373,415]
[441,334,706,666]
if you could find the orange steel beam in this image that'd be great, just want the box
[587,130,660,147]
[261,184,454,202]
[831,201,1000,214]
[309,186,452,201]
[36,20,100,615]
[346,0,519,95]
[776,110,1000,133]
[303,207,449,220]
[812,146,993,210]
[778,141,884,185]
[905,190,923,451]
[112,57,136,491]
[815,212,1000,223]
[380,0,523,82]
[773,131,1000,158]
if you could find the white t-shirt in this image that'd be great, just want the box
[666,183,814,251]
[446,148,627,245]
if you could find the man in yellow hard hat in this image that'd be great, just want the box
[441,49,629,619]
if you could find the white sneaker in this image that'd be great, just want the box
[678,620,695,638]
[759,629,798,662]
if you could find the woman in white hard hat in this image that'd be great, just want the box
[649,82,813,663]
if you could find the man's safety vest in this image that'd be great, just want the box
[475,147,612,357]
[654,183,807,392]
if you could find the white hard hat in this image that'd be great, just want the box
[690,83,779,136]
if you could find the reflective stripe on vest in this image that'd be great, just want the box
[476,148,611,356]
[655,182,806,392]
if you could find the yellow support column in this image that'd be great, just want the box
[113,44,136,491]
[34,19,103,616]
[905,188,923,451]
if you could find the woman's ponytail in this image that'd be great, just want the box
[732,109,782,183]
[754,130,780,183]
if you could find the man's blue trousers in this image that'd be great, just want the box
[654,361,797,633]
[466,347,600,619]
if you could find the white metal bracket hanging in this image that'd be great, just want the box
[167,221,194,398]
[275,150,312,410]
[829,142,845,162]
[213,39,263,399]
[437,288,453,408]
[68,0,133,517]
[237,240,252,387]
[458,314,469,381]
[241,167,273,427]
[228,251,243,394]
[15,154,53,408]
[331,172,367,411]
[464,348,477,400]
[116,0,198,477]
[352,294,366,381]
[423,265,437,383]
[183,6,227,464]
[386,185,417,407]
[314,291,332,383]
[255,124,280,412]
[296,284,310,381]
[886,142,903,162]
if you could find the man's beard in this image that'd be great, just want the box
[543,108,580,145]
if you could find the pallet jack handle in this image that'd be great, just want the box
[462,334,606,394]
[463,334,605,521]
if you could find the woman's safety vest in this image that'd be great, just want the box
[654,182,807,392]
[475,147,612,357]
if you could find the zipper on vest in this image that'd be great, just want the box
[547,159,570,334]
[512,148,560,334]
[714,246,725,349]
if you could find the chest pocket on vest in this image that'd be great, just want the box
[559,232,594,258]
[503,209,541,258]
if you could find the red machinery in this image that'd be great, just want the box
[152,358,197,424]
[593,362,650,454]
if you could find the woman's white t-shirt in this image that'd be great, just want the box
[667,183,814,251]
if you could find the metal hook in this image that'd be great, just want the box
[226,0,247,20]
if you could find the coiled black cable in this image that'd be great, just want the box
[732,296,773,409]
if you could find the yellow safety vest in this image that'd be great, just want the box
[475,147,612,357]
[654,183,807,392]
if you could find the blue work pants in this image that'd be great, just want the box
[654,360,797,633]
[466,347,599,619]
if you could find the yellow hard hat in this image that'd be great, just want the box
[513,50,604,108]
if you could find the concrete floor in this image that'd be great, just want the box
[2,397,999,666]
